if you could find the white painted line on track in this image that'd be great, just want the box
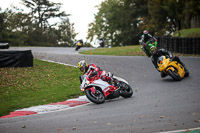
[40,59,78,68]
[157,127,200,133]
[0,60,91,119]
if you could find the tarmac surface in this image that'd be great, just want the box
[0,47,200,133]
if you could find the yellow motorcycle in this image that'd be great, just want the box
[157,56,189,81]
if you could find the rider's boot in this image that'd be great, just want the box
[174,56,184,66]
[180,63,189,77]
[174,56,189,77]
[173,56,188,72]
[179,62,189,77]
[178,59,189,74]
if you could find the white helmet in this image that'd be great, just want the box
[143,30,148,35]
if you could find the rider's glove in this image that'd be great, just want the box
[107,72,113,78]
[169,54,173,59]
[89,71,98,79]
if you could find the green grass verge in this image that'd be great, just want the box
[0,59,83,117]
[173,28,200,37]
[80,45,200,56]
[80,45,146,56]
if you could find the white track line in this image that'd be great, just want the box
[157,127,200,133]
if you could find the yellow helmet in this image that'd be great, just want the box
[150,46,157,54]
[77,60,88,73]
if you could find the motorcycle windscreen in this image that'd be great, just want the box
[158,56,169,71]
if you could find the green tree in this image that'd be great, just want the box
[145,0,200,36]
[0,8,8,42]
[20,0,77,46]
[22,0,68,30]
[87,0,148,46]
[87,0,121,46]
[180,0,200,29]
[57,19,77,47]
[0,8,32,46]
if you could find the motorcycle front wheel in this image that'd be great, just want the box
[75,46,80,51]
[142,46,151,57]
[168,69,181,81]
[184,68,190,77]
[119,81,133,98]
[85,89,105,104]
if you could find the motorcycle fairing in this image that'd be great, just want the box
[80,74,131,101]
[166,65,175,72]
[85,87,96,94]
[103,85,118,97]
[92,79,110,88]
[167,61,185,78]
[158,56,185,78]
[77,42,82,46]
[92,79,117,97]
[84,79,110,96]
[158,57,170,72]
[87,79,118,97]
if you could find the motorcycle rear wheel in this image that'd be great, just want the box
[168,69,181,81]
[85,89,105,104]
[119,81,133,98]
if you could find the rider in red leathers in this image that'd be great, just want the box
[77,60,112,83]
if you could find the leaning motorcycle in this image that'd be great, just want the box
[79,74,133,104]
[141,38,157,57]
[157,56,189,81]
[75,42,82,51]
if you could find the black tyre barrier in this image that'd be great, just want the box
[0,50,33,67]
[156,37,200,54]
[0,43,9,49]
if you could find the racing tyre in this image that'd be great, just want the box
[85,89,105,104]
[119,81,133,98]
[75,46,80,51]
[143,46,151,57]
[168,69,181,81]
[184,68,189,77]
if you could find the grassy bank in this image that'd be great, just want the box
[173,28,200,37]
[0,59,83,117]
[80,45,146,56]
[80,45,199,57]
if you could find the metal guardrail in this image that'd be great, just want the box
[156,37,200,54]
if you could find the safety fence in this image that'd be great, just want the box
[156,37,200,54]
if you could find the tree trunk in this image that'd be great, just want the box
[184,3,191,29]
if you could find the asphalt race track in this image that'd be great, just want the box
[0,47,200,133]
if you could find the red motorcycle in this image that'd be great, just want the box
[79,73,133,104]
